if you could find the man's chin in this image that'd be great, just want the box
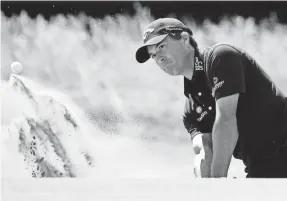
[166,70,182,76]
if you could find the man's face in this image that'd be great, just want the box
[147,36,188,76]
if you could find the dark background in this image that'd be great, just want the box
[1,1,287,24]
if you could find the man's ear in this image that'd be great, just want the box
[181,32,190,45]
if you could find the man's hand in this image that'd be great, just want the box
[211,94,239,177]
[192,133,213,178]
[193,150,204,178]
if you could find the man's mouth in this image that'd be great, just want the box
[164,61,173,67]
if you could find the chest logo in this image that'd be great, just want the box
[196,106,202,114]
[197,111,208,122]
[195,57,203,71]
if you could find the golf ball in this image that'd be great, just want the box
[11,62,23,74]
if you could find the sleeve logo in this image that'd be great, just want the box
[212,78,225,97]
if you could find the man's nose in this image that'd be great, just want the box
[156,56,165,64]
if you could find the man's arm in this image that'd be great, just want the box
[206,45,246,177]
[211,94,239,177]
[183,95,215,178]
[192,132,213,177]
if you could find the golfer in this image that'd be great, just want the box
[135,18,287,178]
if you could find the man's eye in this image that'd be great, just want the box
[159,44,165,49]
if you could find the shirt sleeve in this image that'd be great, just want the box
[183,95,215,136]
[208,45,246,100]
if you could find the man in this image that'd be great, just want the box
[135,18,287,178]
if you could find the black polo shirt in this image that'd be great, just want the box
[183,52,216,139]
[203,44,287,159]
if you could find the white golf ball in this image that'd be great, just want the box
[11,62,23,74]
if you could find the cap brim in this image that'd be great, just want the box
[135,34,168,63]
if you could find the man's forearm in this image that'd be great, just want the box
[211,116,238,177]
[194,148,212,178]
[201,143,213,177]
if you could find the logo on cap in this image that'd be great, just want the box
[165,27,184,31]
[143,28,155,41]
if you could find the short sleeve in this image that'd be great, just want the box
[183,95,215,135]
[208,45,246,100]
[183,97,198,135]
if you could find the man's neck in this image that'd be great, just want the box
[182,48,195,80]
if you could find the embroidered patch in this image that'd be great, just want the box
[194,57,203,71]
[197,111,208,122]
[196,106,202,114]
[212,80,225,97]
